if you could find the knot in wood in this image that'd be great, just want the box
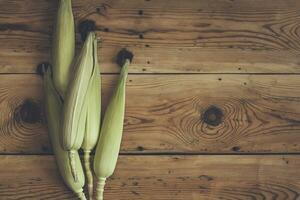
[14,99,41,124]
[202,106,223,126]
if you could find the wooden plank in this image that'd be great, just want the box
[0,0,300,73]
[0,155,299,199]
[1,74,300,154]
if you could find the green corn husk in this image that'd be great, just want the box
[52,0,75,98]
[44,68,86,200]
[93,59,130,200]
[81,37,101,200]
[61,32,96,182]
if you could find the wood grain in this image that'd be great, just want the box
[0,0,300,73]
[1,74,300,154]
[0,75,47,154]
[0,155,299,199]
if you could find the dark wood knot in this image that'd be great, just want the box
[202,106,223,126]
[14,99,41,124]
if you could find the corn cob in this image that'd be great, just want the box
[61,32,96,182]
[43,65,87,200]
[52,0,75,98]
[93,49,133,200]
[81,36,101,200]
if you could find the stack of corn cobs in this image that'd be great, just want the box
[40,0,133,199]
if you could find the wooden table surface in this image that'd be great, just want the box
[0,0,300,199]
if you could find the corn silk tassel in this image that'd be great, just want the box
[93,49,133,200]
[42,65,87,200]
[81,35,101,200]
[61,32,96,182]
[52,0,75,98]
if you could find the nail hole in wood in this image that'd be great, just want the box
[41,145,49,153]
[138,10,144,15]
[231,146,241,152]
[137,146,144,151]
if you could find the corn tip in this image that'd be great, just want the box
[79,20,96,42]
[37,62,51,77]
[116,48,134,67]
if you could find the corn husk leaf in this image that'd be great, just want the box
[61,32,96,151]
[52,0,75,98]
[94,60,130,200]
[81,35,101,200]
[61,32,96,182]
[44,68,86,200]
[82,37,101,151]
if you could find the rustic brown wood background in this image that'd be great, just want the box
[0,0,300,199]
